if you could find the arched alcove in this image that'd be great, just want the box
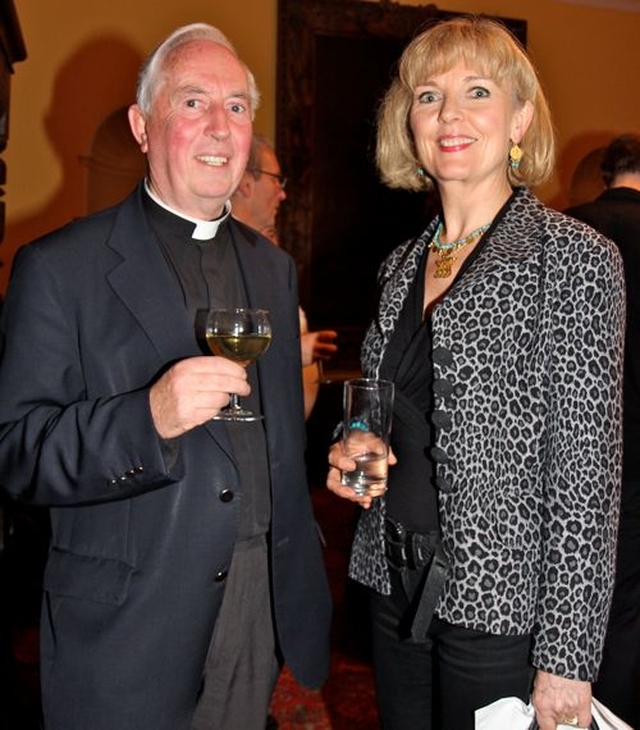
[82,105,146,214]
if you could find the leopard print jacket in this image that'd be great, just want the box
[348,187,626,681]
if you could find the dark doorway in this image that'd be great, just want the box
[276,0,526,369]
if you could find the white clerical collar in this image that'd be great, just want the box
[144,179,231,240]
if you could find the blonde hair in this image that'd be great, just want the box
[377,16,555,191]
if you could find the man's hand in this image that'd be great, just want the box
[149,356,250,438]
[532,670,592,729]
[300,330,338,367]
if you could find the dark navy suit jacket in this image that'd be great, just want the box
[0,185,331,729]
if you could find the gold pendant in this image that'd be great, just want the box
[434,254,454,278]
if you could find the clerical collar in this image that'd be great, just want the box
[144,179,231,240]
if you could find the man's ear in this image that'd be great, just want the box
[235,173,255,199]
[128,104,149,153]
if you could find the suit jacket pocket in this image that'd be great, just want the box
[43,547,134,606]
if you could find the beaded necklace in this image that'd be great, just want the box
[428,221,491,278]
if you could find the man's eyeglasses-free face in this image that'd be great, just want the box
[248,169,288,189]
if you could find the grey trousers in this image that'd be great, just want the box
[191,536,280,730]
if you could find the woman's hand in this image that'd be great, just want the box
[326,439,396,510]
[532,670,592,729]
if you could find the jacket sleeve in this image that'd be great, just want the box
[532,222,626,681]
[0,241,183,507]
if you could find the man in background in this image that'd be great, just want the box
[565,132,640,728]
[232,134,338,418]
[0,23,331,730]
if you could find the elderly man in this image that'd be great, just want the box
[0,23,331,730]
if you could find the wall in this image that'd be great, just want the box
[1,0,638,293]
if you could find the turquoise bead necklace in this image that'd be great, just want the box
[428,221,491,278]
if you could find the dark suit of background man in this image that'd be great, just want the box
[0,22,331,730]
[566,132,640,729]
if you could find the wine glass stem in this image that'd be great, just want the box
[317,360,330,384]
[228,393,242,412]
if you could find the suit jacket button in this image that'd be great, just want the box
[214,570,228,582]
[219,489,234,503]
[433,378,453,398]
[435,476,453,493]
[432,346,453,367]
[432,409,452,430]
[430,446,449,464]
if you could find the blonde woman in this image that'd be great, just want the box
[327,16,625,730]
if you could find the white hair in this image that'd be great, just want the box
[135,22,260,117]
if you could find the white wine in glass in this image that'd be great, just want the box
[205,308,272,421]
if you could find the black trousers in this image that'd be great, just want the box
[370,564,534,730]
[593,477,640,729]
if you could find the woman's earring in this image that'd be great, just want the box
[416,166,426,177]
[509,142,523,170]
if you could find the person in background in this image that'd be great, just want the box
[565,145,606,209]
[565,132,640,729]
[326,16,625,730]
[231,133,287,244]
[0,23,331,730]
[232,133,338,418]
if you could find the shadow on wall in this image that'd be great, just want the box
[0,35,144,293]
[548,130,616,211]
[81,105,146,215]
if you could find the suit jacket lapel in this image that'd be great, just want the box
[104,188,235,457]
[231,223,287,316]
[230,221,296,433]
[484,186,544,264]
[106,189,198,364]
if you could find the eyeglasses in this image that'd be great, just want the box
[247,169,288,189]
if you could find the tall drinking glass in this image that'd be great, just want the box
[341,378,395,497]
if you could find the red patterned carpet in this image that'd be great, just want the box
[271,657,378,729]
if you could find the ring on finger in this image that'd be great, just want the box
[561,716,579,727]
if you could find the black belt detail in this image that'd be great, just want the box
[409,540,449,641]
[384,517,450,642]
[384,516,436,571]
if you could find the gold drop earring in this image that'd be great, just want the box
[509,142,522,170]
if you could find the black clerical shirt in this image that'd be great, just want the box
[142,190,271,543]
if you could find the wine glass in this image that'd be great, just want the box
[205,308,272,421]
[316,360,332,385]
